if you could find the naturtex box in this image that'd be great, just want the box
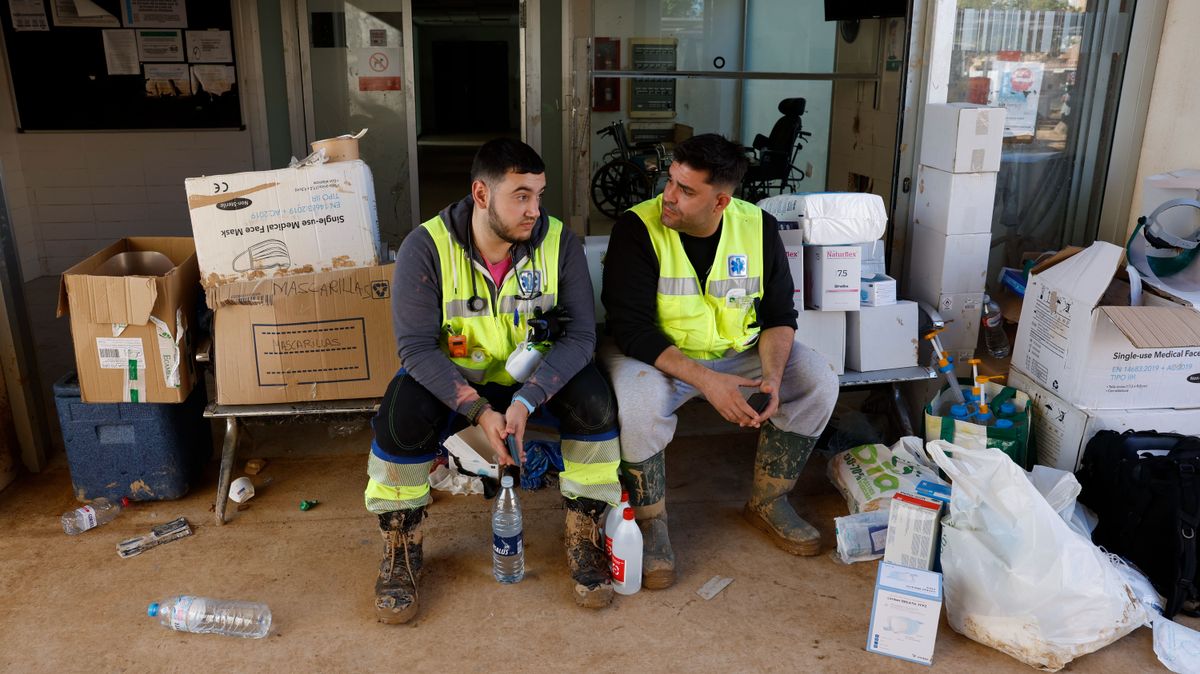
[207,264,399,404]
[1012,241,1200,410]
[185,160,381,289]
[1010,367,1200,472]
[57,238,198,404]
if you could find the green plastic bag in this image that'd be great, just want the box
[923,382,1032,469]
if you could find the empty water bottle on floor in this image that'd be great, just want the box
[982,294,1010,358]
[492,475,525,583]
[610,508,643,595]
[62,497,130,535]
[604,490,631,556]
[147,595,271,638]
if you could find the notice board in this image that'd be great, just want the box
[1,1,242,131]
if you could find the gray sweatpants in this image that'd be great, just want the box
[599,336,840,463]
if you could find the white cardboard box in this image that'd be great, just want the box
[913,164,998,236]
[780,230,805,312]
[797,309,845,375]
[860,273,897,306]
[1012,241,1200,410]
[920,103,1006,173]
[867,561,943,666]
[860,239,886,278]
[908,224,990,301]
[1010,367,1200,472]
[186,160,381,288]
[935,292,983,377]
[883,491,942,571]
[848,301,918,372]
[804,245,861,311]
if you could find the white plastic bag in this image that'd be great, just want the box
[826,436,946,513]
[756,192,887,244]
[926,439,1144,671]
[1025,465,1098,539]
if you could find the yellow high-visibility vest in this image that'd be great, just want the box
[422,214,562,385]
[630,195,764,360]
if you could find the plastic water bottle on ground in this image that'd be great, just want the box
[492,475,525,583]
[982,294,1010,358]
[62,497,130,535]
[604,490,630,557]
[147,595,271,638]
[610,508,643,595]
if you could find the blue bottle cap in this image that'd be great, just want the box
[1000,402,1017,415]
[950,404,968,417]
[976,412,994,423]
[995,419,1014,429]
[147,602,160,617]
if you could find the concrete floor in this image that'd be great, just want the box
[0,427,1175,673]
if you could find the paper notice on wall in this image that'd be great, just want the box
[137,29,184,62]
[10,0,49,31]
[185,30,232,63]
[121,0,188,28]
[995,61,1043,139]
[353,48,401,92]
[102,30,140,76]
[145,63,191,97]
[51,0,120,27]
[191,64,235,95]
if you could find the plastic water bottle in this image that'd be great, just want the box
[147,595,271,638]
[61,497,130,535]
[982,294,1010,358]
[604,490,630,557]
[492,475,524,583]
[610,508,643,595]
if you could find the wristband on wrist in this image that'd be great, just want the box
[513,395,535,414]
[465,397,491,425]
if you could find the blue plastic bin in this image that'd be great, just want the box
[53,371,211,502]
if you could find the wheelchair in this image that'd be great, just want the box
[590,120,669,220]
[739,97,811,204]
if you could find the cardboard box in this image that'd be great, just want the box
[58,238,198,404]
[780,230,805,312]
[1009,368,1200,472]
[804,245,861,311]
[934,293,983,377]
[1012,241,1200,410]
[912,164,997,236]
[883,491,942,571]
[797,309,845,375]
[848,301,919,372]
[920,103,1005,173]
[860,273,897,306]
[908,224,990,300]
[186,160,381,288]
[207,264,400,404]
[867,561,944,666]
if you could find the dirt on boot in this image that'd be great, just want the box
[638,516,677,589]
[375,509,425,624]
[564,497,614,609]
[745,425,821,556]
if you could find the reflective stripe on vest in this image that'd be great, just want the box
[423,214,563,385]
[631,195,764,360]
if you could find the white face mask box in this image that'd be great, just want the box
[185,160,381,289]
[867,561,944,666]
[804,245,861,311]
[796,309,845,375]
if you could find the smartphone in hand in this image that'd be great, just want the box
[747,392,772,415]
[505,434,522,467]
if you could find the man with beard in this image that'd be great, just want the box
[366,138,622,623]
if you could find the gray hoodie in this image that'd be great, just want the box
[391,196,597,417]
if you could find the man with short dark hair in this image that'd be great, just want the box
[366,138,622,623]
[601,133,839,590]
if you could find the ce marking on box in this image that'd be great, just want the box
[212,181,230,194]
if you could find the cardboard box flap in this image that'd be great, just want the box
[1100,306,1200,348]
[78,275,157,325]
[1035,241,1123,308]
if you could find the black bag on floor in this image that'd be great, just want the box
[1076,429,1200,619]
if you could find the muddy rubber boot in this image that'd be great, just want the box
[621,454,676,589]
[564,496,614,608]
[375,507,426,624]
[743,422,822,556]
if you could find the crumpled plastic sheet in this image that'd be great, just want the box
[428,463,483,496]
[520,440,563,490]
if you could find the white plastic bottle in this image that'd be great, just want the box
[61,497,130,535]
[492,475,525,583]
[604,490,630,557]
[147,595,271,638]
[610,508,643,595]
